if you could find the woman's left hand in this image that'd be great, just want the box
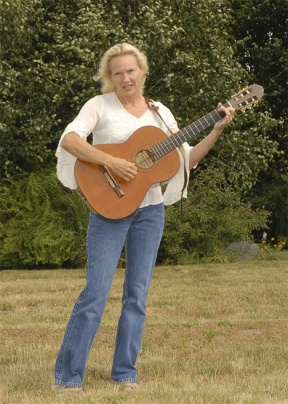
[214,103,235,130]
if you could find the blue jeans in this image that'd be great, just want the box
[55,203,165,387]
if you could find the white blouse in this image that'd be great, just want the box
[56,92,193,207]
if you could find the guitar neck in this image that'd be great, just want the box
[150,102,230,159]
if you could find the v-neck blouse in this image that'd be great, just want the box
[56,92,192,207]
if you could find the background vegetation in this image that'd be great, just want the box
[1,0,287,268]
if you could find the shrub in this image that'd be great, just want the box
[158,168,270,264]
[0,167,270,268]
[0,168,88,268]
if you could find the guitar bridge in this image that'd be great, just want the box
[100,166,125,198]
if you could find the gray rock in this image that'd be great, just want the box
[225,241,262,261]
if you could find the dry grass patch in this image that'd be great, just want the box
[1,261,288,403]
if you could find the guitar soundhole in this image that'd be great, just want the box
[135,150,155,170]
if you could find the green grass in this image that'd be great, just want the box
[1,261,288,403]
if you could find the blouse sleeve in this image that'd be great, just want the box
[55,96,102,189]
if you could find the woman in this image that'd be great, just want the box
[54,42,234,393]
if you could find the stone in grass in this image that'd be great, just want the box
[225,241,263,261]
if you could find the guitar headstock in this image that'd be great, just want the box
[229,84,264,112]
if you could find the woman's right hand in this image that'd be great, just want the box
[106,157,137,181]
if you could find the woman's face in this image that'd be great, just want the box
[110,54,144,99]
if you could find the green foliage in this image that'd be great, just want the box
[232,0,287,120]
[0,0,285,267]
[158,168,269,264]
[0,169,88,268]
[2,0,277,179]
[117,0,245,117]
[247,172,288,238]
[208,110,282,191]
[231,0,288,237]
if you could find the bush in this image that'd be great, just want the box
[0,167,270,268]
[158,168,270,264]
[0,168,89,268]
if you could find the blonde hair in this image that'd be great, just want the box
[93,43,149,94]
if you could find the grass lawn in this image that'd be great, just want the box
[1,260,288,403]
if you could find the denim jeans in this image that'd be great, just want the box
[55,203,165,387]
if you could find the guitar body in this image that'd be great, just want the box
[74,126,180,219]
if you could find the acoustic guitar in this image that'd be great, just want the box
[75,84,264,219]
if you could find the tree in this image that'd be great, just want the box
[231,0,288,238]
[0,0,282,267]
[232,0,287,119]
[1,0,279,180]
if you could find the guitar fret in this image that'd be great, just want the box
[175,133,187,146]
[156,141,171,157]
[154,144,167,157]
[152,146,161,159]
[165,140,175,152]
[202,115,211,126]
[197,119,206,130]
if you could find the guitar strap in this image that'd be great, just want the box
[144,97,188,193]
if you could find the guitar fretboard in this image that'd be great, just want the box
[150,103,229,160]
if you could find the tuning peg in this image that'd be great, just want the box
[232,86,250,99]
